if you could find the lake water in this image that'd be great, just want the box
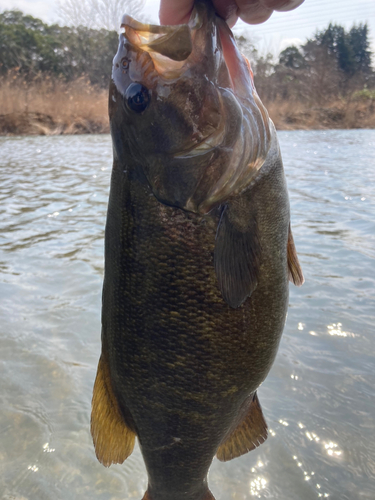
[0,130,374,500]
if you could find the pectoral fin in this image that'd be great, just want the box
[91,352,136,467]
[216,393,268,462]
[287,224,304,286]
[214,203,261,308]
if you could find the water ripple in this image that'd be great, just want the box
[0,131,374,499]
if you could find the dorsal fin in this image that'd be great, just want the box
[216,393,268,462]
[91,351,136,466]
[287,224,304,286]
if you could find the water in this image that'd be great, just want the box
[0,130,374,500]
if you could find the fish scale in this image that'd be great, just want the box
[91,1,303,499]
[96,149,291,498]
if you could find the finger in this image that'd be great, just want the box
[159,0,194,25]
[261,0,305,12]
[212,0,239,27]
[212,0,238,21]
[237,0,273,24]
[226,13,239,28]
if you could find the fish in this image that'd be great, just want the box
[91,1,304,499]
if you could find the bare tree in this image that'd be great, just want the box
[58,0,146,31]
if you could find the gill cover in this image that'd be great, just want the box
[110,0,272,216]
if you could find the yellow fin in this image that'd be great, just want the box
[216,393,268,462]
[91,352,136,467]
[287,223,305,286]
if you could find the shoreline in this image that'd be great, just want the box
[0,102,374,137]
[0,111,110,136]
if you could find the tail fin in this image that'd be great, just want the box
[141,488,216,500]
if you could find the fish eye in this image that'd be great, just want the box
[124,83,150,113]
[121,58,129,69]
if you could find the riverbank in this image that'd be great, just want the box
[0,77,374,135]
[0,76,110,136]
[267,98,375,130]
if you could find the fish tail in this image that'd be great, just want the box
[141,488,216,500]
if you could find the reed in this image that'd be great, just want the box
[0,71,374,136]
[0,71,109,135]
[266,97,375,130]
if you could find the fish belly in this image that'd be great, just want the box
[101,153,289,492]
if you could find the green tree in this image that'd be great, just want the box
[303,22,372,77]
[348,24,372,74]
[55,25,119,86]
[0,10,63,75]
[0,10,119,87]
[309,23,354,74]
[279,45,305,69]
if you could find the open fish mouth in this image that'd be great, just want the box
[121,14,198,61]
[120,8,203,78]
[112,1,272,215]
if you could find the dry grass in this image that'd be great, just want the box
[0,71,109,135]
[0,71,374,136]
[266,98,375,130]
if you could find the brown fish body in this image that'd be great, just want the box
[91,2,303,499]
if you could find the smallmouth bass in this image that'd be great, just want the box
[91,1,304,499]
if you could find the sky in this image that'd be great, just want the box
[1,0,374,57]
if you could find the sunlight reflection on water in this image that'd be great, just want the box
[0,131,374,500]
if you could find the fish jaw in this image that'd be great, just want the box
[110,0,272,215]
[114,2,209,85]
[120,14,195,62]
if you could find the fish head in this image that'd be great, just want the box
[110,0,272,214]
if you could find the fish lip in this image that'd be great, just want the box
[120,7,201,34]
[120,14,196,63]
[119,4,203,51]
[119,6,206,75]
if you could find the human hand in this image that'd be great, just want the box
[159,0,304,28]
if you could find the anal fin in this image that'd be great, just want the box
[91,351,136,466]
[287,223,304,286]
[216,393,268,462]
